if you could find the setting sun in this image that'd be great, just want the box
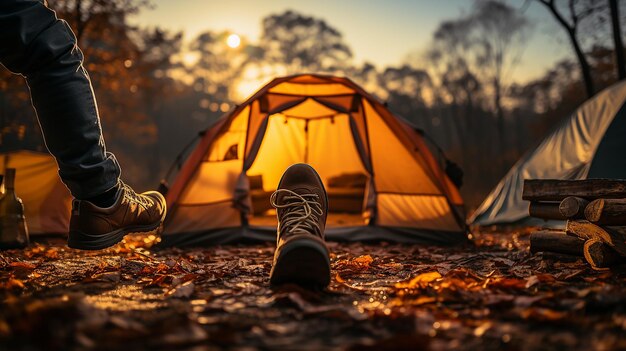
[226,33,241,48]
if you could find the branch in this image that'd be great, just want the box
[537,0,575,33]
[568,0,578,27]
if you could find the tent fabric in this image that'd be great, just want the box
[470,80,626,226]
[1,150,72,235]
[163,74,466,246]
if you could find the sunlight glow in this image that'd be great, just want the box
[226,34,241,48]
[234,63,287,100]
[181,52,199,66]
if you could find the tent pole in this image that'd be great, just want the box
[304,119,309,164]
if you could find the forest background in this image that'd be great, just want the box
[1,0,624,209]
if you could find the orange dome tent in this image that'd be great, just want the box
[1,150,72,236]
[162,74,466,246]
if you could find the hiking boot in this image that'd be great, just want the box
[269,163,331,287]
[68,182,166,250]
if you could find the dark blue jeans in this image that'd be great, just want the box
[0,0,120,199]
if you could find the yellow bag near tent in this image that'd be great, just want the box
[162,74,466,246]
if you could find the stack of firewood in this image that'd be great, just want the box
[524,179,626,270]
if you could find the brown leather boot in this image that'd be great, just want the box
[269,163,331,287]
[68,182,166,250]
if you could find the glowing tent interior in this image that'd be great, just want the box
[1,150,72,236]
[162,74,466,246]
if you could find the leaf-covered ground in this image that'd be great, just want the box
[1,229,626,350]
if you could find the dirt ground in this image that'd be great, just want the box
[1,230,626,351]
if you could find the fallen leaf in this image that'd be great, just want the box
[353,255,373,267]
[408,296,437,306]
[484,294,515,306]
[525,274,556,289]
[147,274,173,287]
[474,321,492,336]
[91,271,121,283]
[1,278,24,290]
[9,262,36,270]
[167,281,195,298]
[514,295,545,308]
[376,262,403,270]
[44,248,59,260]
[488,277,527,290]
[521,307,568,321]
[395,272,441,289]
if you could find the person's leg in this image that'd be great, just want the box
[0,0,166,249]
[269,164,331,287]
[0,0,119,201]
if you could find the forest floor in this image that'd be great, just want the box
[1,229,626,351]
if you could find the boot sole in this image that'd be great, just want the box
[68,221,162,250]
[68,204,167,251]
[270,237,331,287]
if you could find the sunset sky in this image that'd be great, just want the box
[131,0,572,83]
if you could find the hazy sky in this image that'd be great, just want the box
[131,0,571,83]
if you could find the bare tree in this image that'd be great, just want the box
[428,17,479,108]
[46,0,185,187]
[378,65,433,123]
[50,0,152,43]
[425,2,529,153]
[258,10,352,73]
[537,0,607,97]
[609,0,625,80]
[426,16,486,144]
[471,1,530,151]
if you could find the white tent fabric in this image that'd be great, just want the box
[470,81,626,226]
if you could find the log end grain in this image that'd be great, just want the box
[583,239,621,270]
[584,199,605,223]
[559,196,589,219]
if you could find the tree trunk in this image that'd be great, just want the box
[494,78,505,156]
[570,29,595,98]
[538,0,595,98]
[609,0,626,80]
[74,0,84,42]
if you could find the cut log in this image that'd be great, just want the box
[584,198,626,225]
[529,231,584,255]
[583,239,623,270]
[559,196,589,219]
[565,220,626,256]
[522,179,626,201]
[528,202,566,220]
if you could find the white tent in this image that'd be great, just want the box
[470,81,626,226]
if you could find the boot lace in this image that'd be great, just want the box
[270,189,323,236]
[123,183,150,206]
